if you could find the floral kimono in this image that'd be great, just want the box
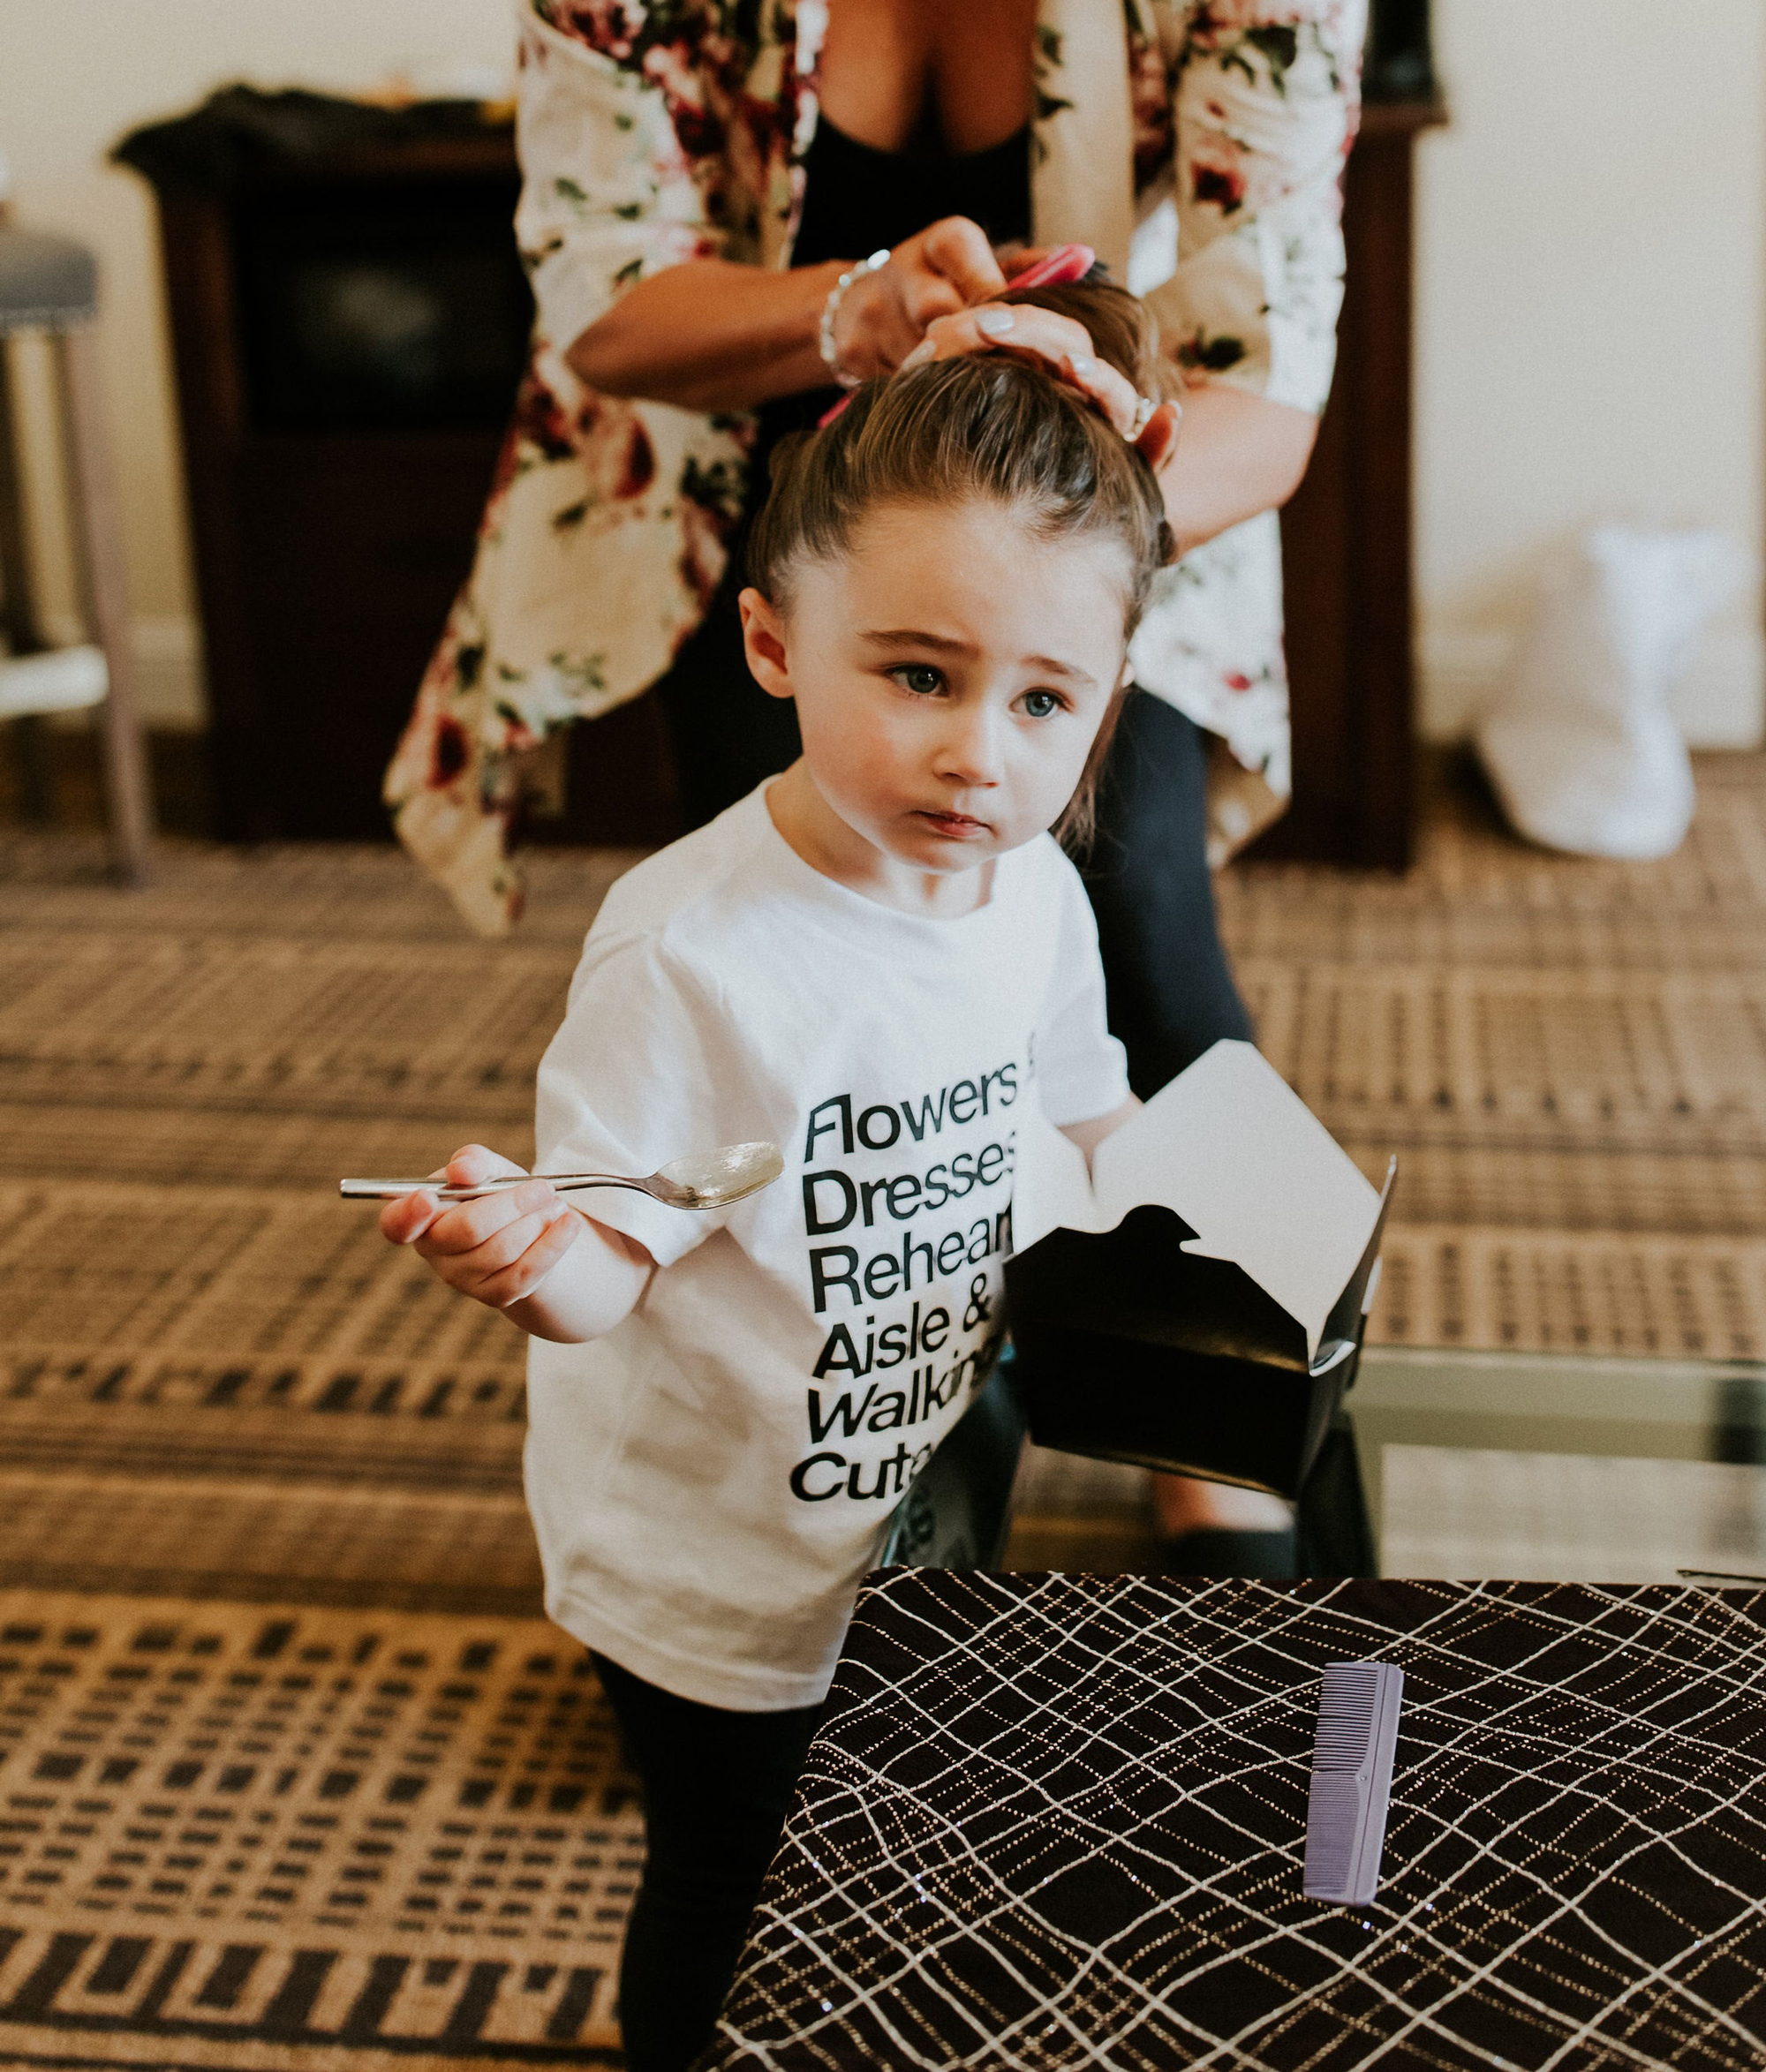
[386,0,1366,933]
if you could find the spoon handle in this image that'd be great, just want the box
[339,1173,653,1203]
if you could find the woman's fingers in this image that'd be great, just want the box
[901,305,1148,436]
[838,219,1014,380]
[1135,399,1184,474]
[906,304,1096,369]
[917,216,1008,306]
[992,242,1052,283]
[890,217,1006,342]
[838,267,927,379]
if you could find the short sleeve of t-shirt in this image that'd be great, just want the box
[534,931,767,1269]
[1031,850,1132,1126]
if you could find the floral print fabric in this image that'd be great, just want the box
[385,0,1365,933]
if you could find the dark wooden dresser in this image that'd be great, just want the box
[142,124,530,841]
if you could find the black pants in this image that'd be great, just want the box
[657,611,1254,1090]
[1081,688,1254,1094]
[592,1652,823,2072]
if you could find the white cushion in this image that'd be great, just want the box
[0,645,109,718]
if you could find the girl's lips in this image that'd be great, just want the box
[916,810,991,839]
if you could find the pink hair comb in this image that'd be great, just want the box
[816,243,1099,427]
[1003,243,1096,290]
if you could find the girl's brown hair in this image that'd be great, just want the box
[747,279,1175,847]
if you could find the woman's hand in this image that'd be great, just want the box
[826,216,1010,381]
[567,217,1009,412]
[898,301,1184,469]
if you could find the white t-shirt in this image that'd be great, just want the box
[525,786,1129,1710]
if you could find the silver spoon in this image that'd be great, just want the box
[340,1140,784,1211]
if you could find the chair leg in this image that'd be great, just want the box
[0,335,44,656]
[57,324,155,885]
[0,343,59,828]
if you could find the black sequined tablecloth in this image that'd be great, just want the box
[706,1572,1766,2070]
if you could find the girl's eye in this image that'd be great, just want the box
[1022,689,1062,720]
[891,665,945,697]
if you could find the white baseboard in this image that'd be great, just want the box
[1420,622,1766,750]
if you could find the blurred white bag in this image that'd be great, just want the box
[1475,524,1752,859]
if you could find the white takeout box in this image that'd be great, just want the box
[1005,1042,1395,1497]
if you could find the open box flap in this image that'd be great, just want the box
[1015,1041,1385,1362]
[1315,1156,1399,1367]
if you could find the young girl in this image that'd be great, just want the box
[381,281,1178,2072]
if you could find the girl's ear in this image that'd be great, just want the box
[738,588,795,702]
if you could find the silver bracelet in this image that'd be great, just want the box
[819,247,890,389]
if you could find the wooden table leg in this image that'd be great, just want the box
[57,323,155,885]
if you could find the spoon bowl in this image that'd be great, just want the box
[652,1141,785,1209]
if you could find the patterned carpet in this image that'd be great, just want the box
[0,1593,639,2068]
[2,751,1765,2063]
[0,837,639,2064]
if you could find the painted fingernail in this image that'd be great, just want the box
[1068,352,1097,377]
[900,340,935,370]
[976,309,1015,336]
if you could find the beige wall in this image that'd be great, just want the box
[1415,0,1766,744]
[1,0,516,722]
[4,0,1763,743]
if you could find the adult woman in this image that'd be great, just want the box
[386,0,1362,1556]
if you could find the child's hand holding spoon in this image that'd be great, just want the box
[355,1140,783,1337]
[374,1145,596,1315]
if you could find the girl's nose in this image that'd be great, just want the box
[936,706,1004,787]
